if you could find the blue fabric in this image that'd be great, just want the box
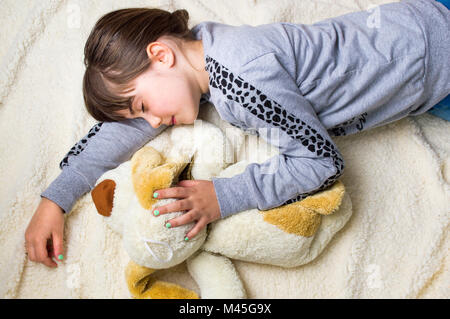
[435,0,450,10]
[427,95,450,121]
[425,1,449,121]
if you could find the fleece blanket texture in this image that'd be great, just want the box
[0,0,449,298]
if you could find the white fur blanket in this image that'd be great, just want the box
[0,0,448,298]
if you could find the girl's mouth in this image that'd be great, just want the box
[171,116,176,125]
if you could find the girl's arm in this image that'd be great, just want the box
[41,118,167,214]
[212,113,344,218]
[206,54,345,218]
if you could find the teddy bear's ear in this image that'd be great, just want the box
[91,179,116,217]
[131,146,189,209]
[131,146,165,170]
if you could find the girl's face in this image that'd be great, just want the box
[115,38,208,128]
[119,66,200,128]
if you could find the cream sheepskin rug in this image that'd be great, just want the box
[0,0,448,298]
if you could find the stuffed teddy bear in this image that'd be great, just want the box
[91,120,352,299]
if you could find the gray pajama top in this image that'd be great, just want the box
[42,0,450,218]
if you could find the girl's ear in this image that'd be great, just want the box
[146,41,175,67]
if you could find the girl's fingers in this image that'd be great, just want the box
[152,199,191,216]
[177,180,198,187]
[153,186,190,200]
[35,238,57,268]
[164,210,197,228]
[52,231,64,262]
[184,219,208,241]
[46,239,54,259]
[26,241,37,262]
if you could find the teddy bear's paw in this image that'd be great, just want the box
[187,252,246,299]
[140,281,199,299]
[125,260,157,296]
[125,260,198,299]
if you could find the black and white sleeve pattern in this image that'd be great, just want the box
[205,54,344,218]
[41,118,167,214]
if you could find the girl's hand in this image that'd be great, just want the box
[25,197,65,268]
[151,180,221,240]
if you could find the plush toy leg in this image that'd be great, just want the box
[261,180,346,237]
[125,260,199,299]
[186,251,246,299]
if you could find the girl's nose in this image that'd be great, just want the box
[144,114,162,128]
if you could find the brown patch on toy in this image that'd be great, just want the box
[260,180,345,237]
[91,179,116,217]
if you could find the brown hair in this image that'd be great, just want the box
[82,8,194,122]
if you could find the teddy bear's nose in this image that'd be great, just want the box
[91,179,116,217]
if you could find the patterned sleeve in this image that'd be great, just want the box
[41,118,167,214]
[205,55,345,218]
